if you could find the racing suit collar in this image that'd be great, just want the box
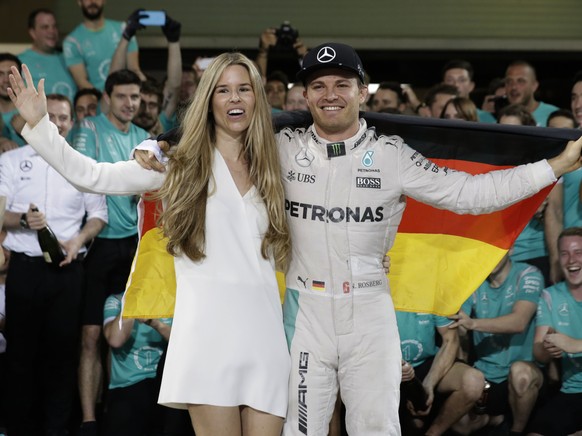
[309,119,370,156]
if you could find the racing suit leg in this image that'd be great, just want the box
[283,289,339,436]
[338,292,402,436]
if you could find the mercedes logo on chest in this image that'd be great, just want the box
[316,47,336,63]
[295,148,315,167]
[20,160,33,172]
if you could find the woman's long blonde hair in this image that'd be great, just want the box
[156,52,290,271]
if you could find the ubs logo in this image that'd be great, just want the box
[287,170,315,184]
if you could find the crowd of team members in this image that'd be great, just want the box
[0,1,580,436]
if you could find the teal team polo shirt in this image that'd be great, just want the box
[537,283,582,394]
[461,262,543,383]
[72,114,148,238]
[18,49,77,101]
[532,101,559,127]
[511,217,548,262]
[563,169,582,229]
[2,110,26,147]
[396,311,453,368]
[104,294,171,390]
[63,19,138,91]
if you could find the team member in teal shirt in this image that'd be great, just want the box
[63,0,141,91]
[530,227,582,435]
[73,109,147,238]
[19,9,77,101]
[103,293,172,435]
[396,311,485,435]
[544,106,582,284]
[504,60,558,127]
[71,69,148,433]
[450,253,544,435]
[497,104,551,284]
[0,54,25,147]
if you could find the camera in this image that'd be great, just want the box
[491,95,509,117]
[275,21,299,49]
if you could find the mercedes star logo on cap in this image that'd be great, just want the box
[316,46,336,64]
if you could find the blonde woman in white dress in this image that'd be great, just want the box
[8,54,291,436]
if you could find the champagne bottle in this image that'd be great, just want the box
[401,376,429,412]
[473,380,491,414]
[32,207,65,265]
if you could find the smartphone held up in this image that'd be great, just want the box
[139,10,166,26]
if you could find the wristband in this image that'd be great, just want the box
[19,213,29,229]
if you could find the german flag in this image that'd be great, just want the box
[122,195,175,319]
[362,113,571,315]
[122,112,580,319]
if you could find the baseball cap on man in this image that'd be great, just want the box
[297,42,366,84]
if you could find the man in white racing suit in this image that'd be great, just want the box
[275,43,577,436]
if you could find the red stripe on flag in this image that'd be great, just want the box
[397,159,553,250]
[140,195,162,234]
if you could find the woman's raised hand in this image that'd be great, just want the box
[7,64,47,129]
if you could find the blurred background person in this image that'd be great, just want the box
[440,96,478,121]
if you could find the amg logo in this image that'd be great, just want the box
[298,352,309,434]
[356,177,381,189]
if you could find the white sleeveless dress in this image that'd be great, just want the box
[158,151,290,417]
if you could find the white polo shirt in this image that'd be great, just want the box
[0,145,108,256]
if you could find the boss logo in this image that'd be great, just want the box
[356,177,381,189]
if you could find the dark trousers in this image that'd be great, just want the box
[4,253,83,436]
[104,350,195,436]
[104,378,161,436]
[82,236,137,326]
[104,381,194,436]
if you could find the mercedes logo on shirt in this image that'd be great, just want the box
[316,47,336,63]
[20,160,33,172]
[295,148,315,167]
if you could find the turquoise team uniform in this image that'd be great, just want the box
[477,109,496,123]
[1,110,26,147]
[63,19,138,91]
[537,283,582,393]
[18,49,77,101]
[72,114,148,238]
[396,311,452,368]
[511,217,548,262]
[563,169,582,228]
[461,262,543,383]
[159,111,178,132]
[104,294,171,389]
[532,101,559,127]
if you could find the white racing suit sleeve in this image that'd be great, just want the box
[398,142,556,214]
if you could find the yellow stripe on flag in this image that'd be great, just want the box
[122,229,506,318]
[389,233,508,316]
[123,228,176,319]
[276,271,286,304]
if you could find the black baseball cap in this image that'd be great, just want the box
[297,42,366,84]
